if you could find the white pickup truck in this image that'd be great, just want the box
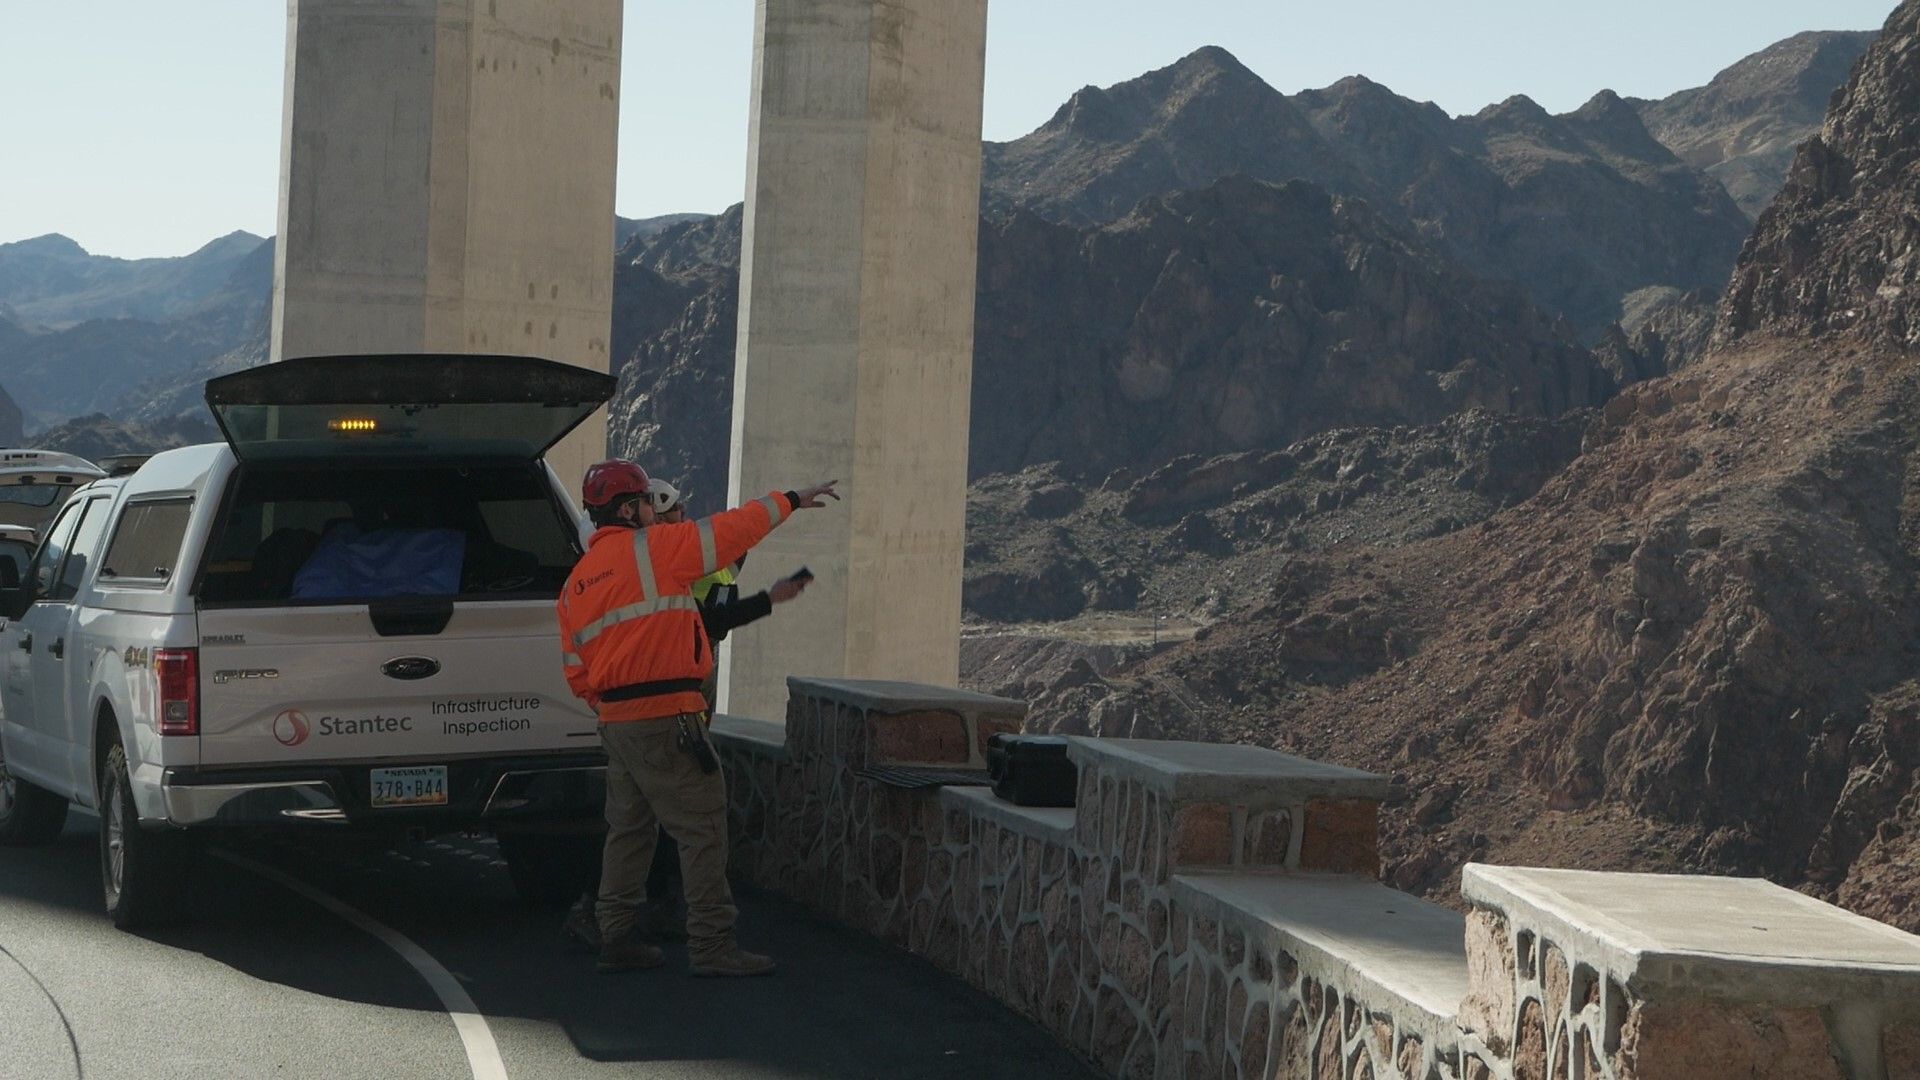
[0,355,614,927]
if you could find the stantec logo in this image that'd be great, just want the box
[273,708,311,747]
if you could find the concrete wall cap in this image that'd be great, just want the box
[710,713,791,760]
[939,785,1075,844]
[1067,737,1390,802]
[1173,872,1468,1045]
[785,677,1028,719]
[1462,864,1920,1006]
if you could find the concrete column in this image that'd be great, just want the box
[272,0,621,485]
[720,0,989,721]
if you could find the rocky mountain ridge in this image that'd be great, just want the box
[605,176,1616,512]
[0,230,264,329]
[1003,2,1920,931]
[0,236,272,431]
[15,27,1865,450]
[1633,30,1880,218]
[593,29,1872,508]
[614,212,708,249]
[986,47,1752,338]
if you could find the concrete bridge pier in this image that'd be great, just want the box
[271,0,623,485]
[721,0,992,721]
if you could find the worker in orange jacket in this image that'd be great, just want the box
[558,459,838,975]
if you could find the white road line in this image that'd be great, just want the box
[211,849,510,1080]
[0,942,83,1079]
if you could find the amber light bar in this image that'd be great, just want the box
[328,418,379,433]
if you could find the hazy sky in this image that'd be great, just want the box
[0,1,1896,259]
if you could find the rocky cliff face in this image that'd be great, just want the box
[963,408,1591,626]
[985,49,1752,338]
[1593,288,1721,380]
[603,207,742,509]
[607,178,1613,500]
[970,178,1611,478]
[1720,10,1920,348]
[1635,30,1880,218]
[1012,3,1920,932]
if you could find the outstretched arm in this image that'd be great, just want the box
[657,481,840,588]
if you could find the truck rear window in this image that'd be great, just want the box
[195,464,581,605]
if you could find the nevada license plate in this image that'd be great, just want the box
[370,766,448,808]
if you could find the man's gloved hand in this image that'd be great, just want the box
[790,481,840,509]
[769,574,813,604]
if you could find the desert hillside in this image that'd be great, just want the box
[1015,1,1920,930]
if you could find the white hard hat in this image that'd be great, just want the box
[646,479,686,514]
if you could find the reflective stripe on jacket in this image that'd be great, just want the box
[556,492,794,722]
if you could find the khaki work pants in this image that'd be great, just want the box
[596,715,736,958]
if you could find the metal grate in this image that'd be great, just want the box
[856,766,992,790]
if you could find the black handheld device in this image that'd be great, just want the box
[791,566,814,582]
[676,714,720,774]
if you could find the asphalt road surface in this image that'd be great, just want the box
[0,813,1095,1080]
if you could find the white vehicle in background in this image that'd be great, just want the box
[0,450,106,538]
[0,355,614,927]
[0,453,106,686]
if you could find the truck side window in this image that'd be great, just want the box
[101,499,194,585]
[51,498,112,602]
[26,499,86,598]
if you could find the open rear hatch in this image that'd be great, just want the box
[204,353,615,461]
[194,355,615,774]
[0,450,107,534]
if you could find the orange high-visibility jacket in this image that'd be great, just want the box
[557,492,795,722]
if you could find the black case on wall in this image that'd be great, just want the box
[986,733,1078,808]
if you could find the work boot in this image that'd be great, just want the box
[688,945,777,978]
[596,933,666,975]
[639,900,688,943]
[561,900,601,953]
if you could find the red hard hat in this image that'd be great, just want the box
[582,459,650,508]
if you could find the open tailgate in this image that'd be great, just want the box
[204,354,615,462]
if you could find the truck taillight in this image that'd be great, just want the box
[155,648,198,736]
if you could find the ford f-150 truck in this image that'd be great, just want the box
[0,355,614,927]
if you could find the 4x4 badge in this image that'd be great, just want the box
[381,656,441,681]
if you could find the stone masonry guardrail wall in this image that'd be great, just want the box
[1457,866,1920,1080]
[709,679,1920,1080]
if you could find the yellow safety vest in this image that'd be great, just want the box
[693,566,737,604]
